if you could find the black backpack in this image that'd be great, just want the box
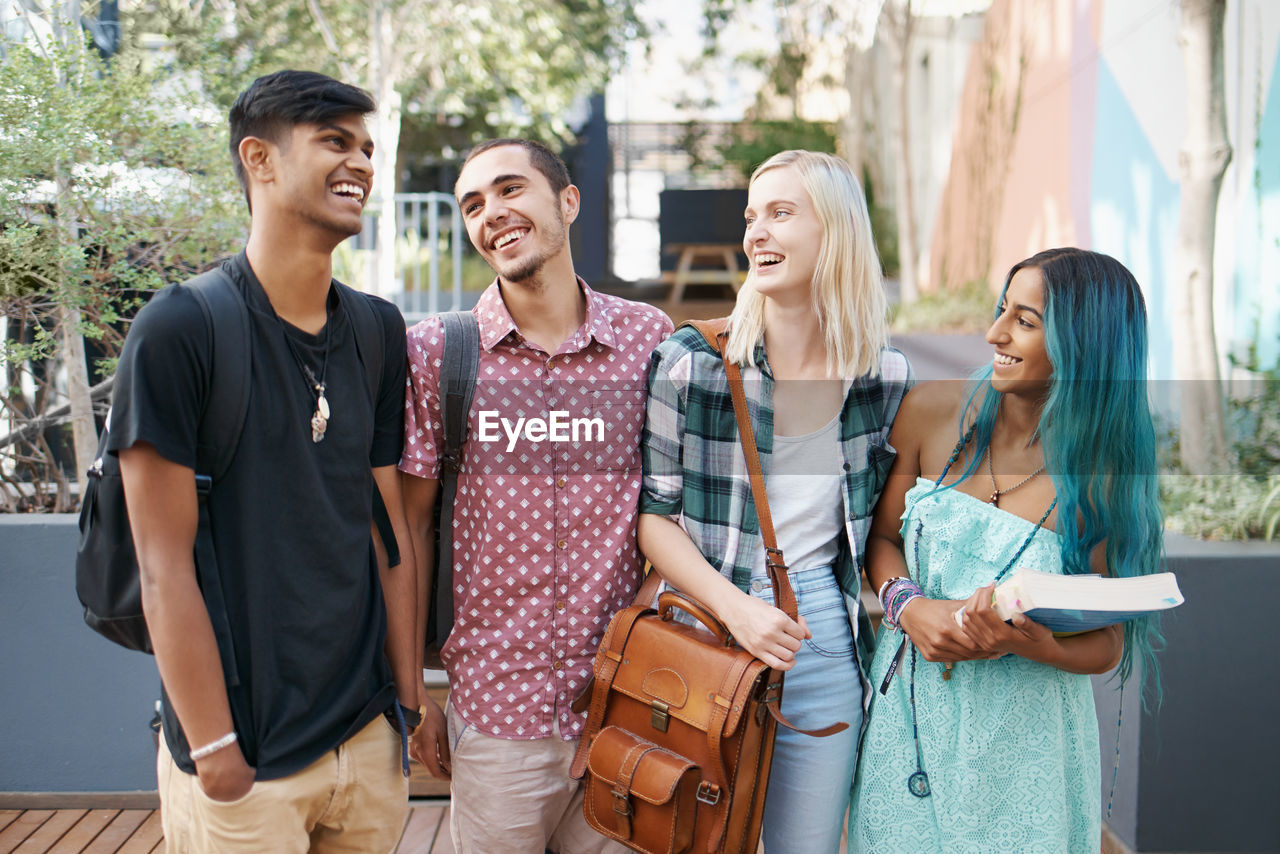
[423,310,480,669]
[75,261,387,664]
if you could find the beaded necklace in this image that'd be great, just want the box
[893,423,1057,799]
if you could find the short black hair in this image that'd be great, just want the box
[459,138,571,197]
[228,70,375,208]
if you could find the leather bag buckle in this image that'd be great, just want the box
[650,700,670,733]
[696,781,721,806]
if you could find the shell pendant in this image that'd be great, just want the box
[311,390,330,443]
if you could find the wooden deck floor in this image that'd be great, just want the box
[0,803,454,853]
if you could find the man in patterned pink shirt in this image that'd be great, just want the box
[400,138,672,852]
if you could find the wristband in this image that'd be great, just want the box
[881,577,924,631]
[877,576,908,607]
[189,731,238,761]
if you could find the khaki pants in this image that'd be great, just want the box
[158,717,409,854]
[447,703,626,854]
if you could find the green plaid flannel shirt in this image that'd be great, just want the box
[640,324,913,667]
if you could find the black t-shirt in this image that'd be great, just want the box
[107,252,407,780]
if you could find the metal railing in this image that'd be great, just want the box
[388,192,465,319]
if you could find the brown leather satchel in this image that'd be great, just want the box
[569,319,847,854]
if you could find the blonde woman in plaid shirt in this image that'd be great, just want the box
[639,150,912,853]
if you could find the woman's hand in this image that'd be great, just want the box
[898,596,1000,663]
[720,591,811,671]
[956,583,1058,660]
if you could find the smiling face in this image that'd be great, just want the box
[455,144,579,287]
[987,265,1054,394]
[266,114,373,238]
[742,165,824,302]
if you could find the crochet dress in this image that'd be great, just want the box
[849,478,1100,854]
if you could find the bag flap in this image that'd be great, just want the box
[587,726,697,806]
[608,614,766,736]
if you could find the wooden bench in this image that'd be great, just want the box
[664,243,746,303]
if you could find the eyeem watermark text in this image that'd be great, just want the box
[478,411,605,452]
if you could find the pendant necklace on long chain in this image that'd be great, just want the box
[278,303,333,443]
[986,444,1045,506]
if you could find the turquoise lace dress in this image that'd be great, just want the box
[849,478,1100,854]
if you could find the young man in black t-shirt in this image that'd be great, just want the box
[113,70,418,852]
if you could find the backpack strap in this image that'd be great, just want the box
[182,264,251,688]
[433,310,480,645]
[185,266,251,484]
[335,282,384,401]
[335,284,402,567]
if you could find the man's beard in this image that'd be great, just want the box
[498,210,566,286]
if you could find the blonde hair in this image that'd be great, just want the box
[724,150,889,379]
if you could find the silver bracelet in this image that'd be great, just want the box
[877,575,908,608]
[189,731,238,761]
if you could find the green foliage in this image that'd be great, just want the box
[1,11,243,509]
[890,279,995,334]
[0,30,244,348]
[143,0,641,154]
[1160,332,1280,540]
[717,119,838,183]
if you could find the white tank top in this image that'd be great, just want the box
[763,413,843,574]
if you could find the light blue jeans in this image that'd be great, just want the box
[749,565,863,854]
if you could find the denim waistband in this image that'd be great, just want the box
[748,565,839,600]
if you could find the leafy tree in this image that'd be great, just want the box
[0,2,243,509]
[133,0,642,295]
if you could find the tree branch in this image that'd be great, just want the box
[305,0,356,81]
[0,374,113,452]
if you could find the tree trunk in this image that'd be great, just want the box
[1173,0,1231,473]
[840,42,869,185]
[52,0,98,498]
[367,1,402,297]
[887,0,919,301]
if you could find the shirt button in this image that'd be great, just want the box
[843,462,851,471]
[557,539,567,549]
[555,601,566,612]
[553,661,563,672]
[557,477,567,488]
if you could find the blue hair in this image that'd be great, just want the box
[947,248,1164,694]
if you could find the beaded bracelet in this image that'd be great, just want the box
[876,575,906,605]
[189,731,238,762]
[880,577,924,631]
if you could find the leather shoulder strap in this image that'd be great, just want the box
[681,318,796,621]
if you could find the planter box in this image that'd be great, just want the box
[0,514,158,795]
[1094,533,1280,853]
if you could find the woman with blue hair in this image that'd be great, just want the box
[849,248,1163,852]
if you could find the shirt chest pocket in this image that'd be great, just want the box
[589,387,647,472]
[847,439,897,519]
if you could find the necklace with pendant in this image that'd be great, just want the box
[986,444,1045,506]
[278,302,333,443]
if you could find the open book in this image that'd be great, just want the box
[955,569,1185,634]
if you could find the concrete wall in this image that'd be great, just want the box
[931,0,1280,373]
[0,514,159,793]
[1093,534,1280,853]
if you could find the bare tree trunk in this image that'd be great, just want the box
[840,42,869,184]
[53,0,99,497]
[368,1,401,297]
[886,0,919,302]
[1173,0,1231,473]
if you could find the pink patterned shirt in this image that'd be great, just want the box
[400,279,672,740]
